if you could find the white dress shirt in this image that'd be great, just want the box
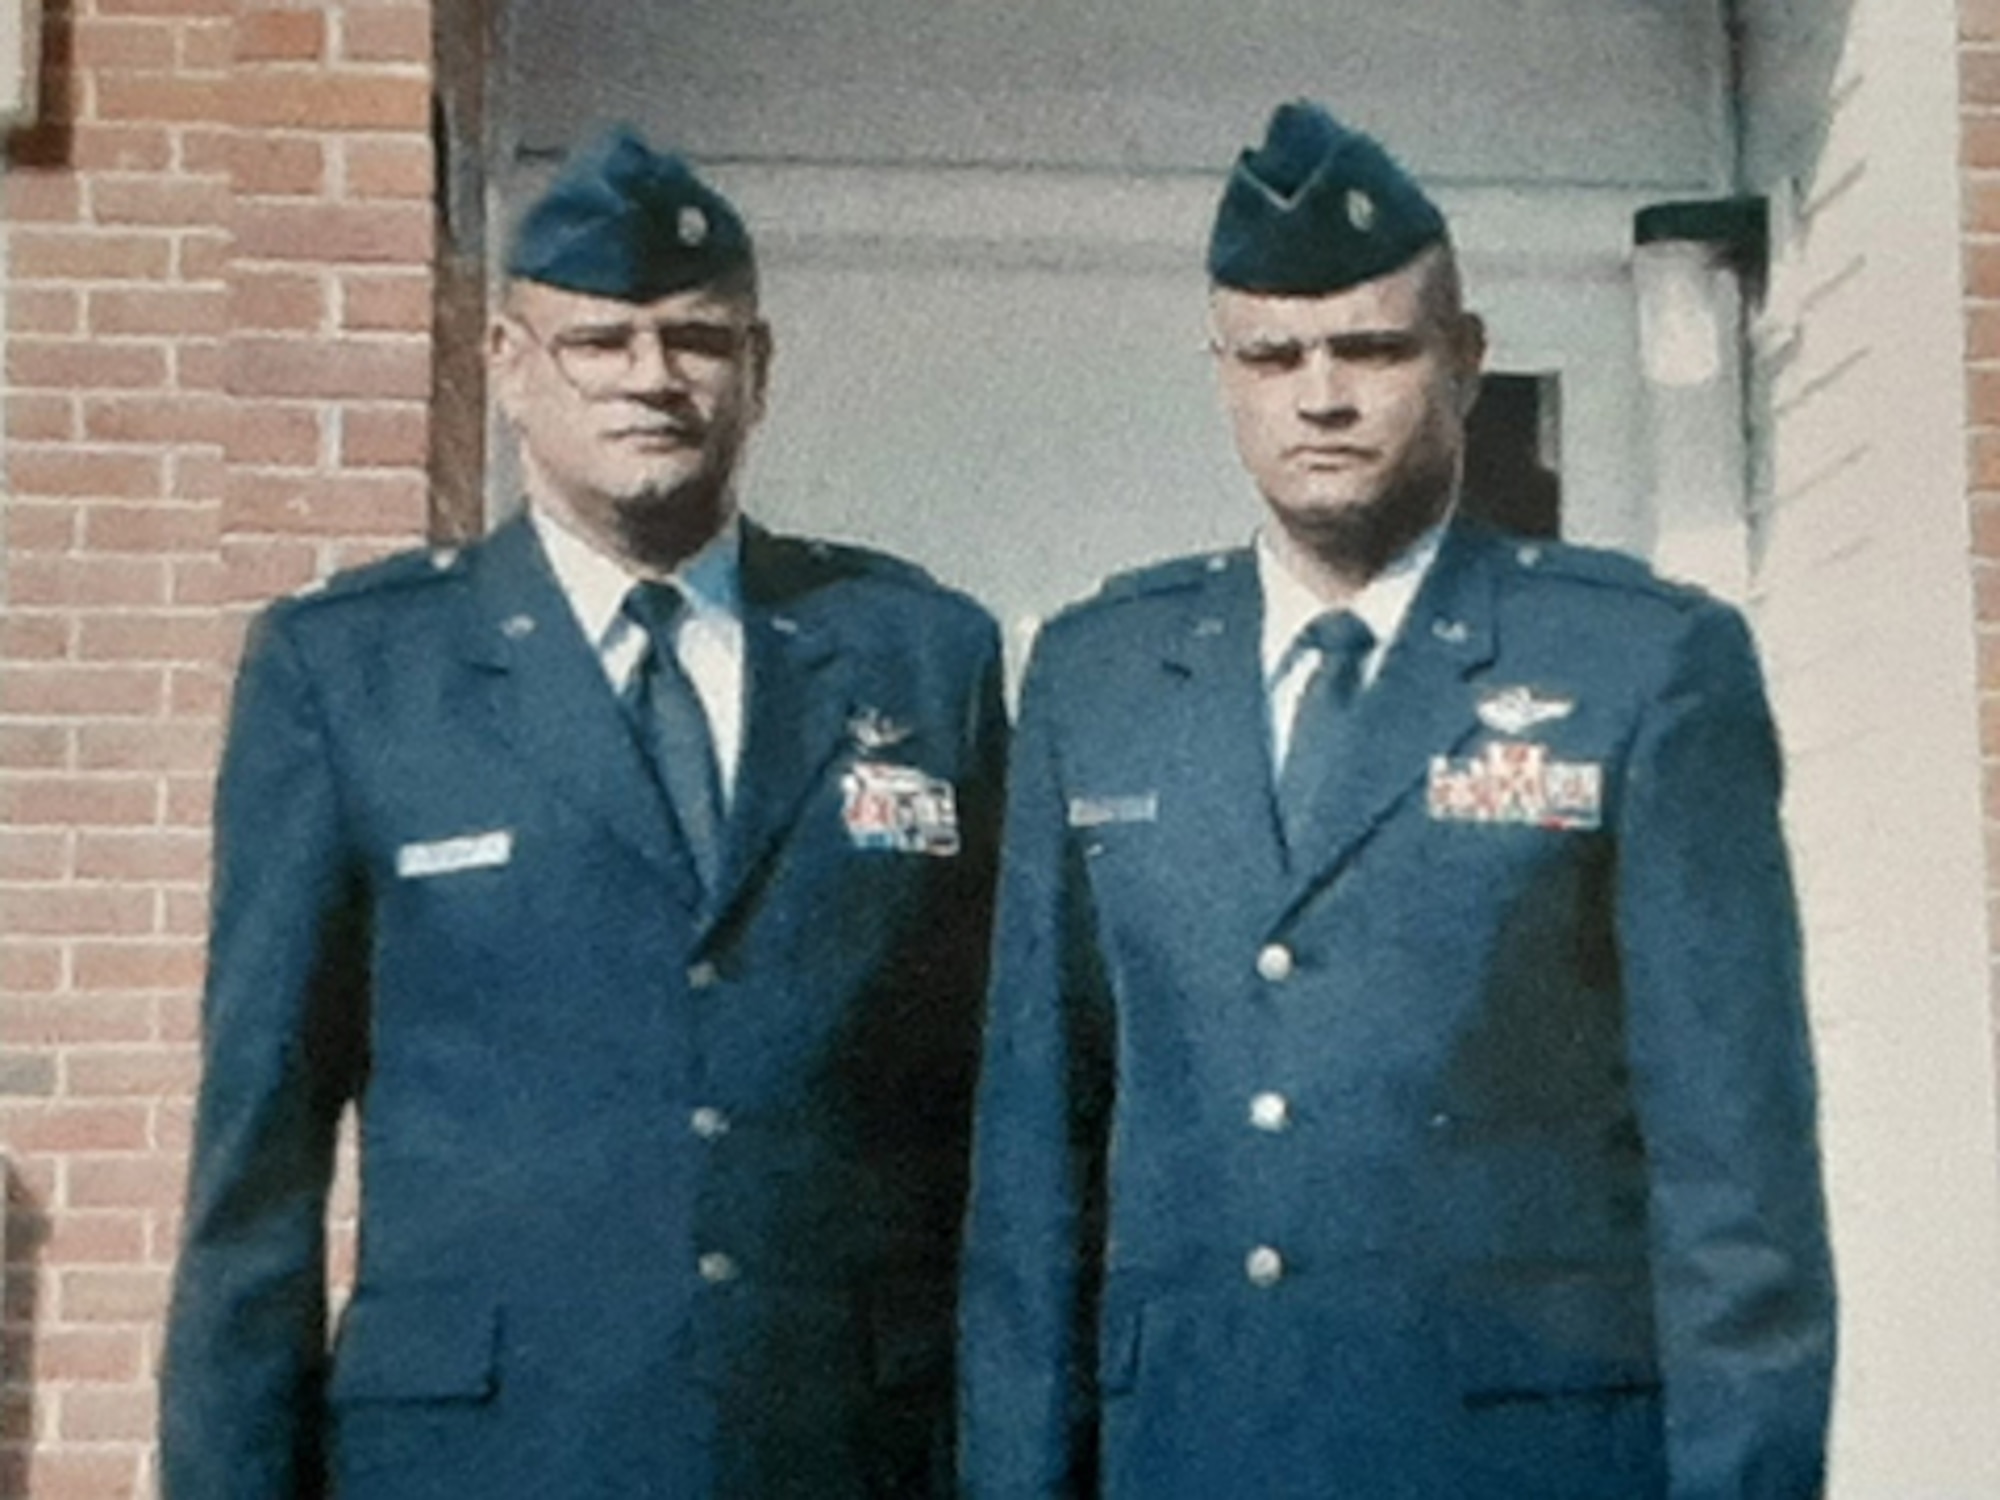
[529,505,747,806]
[1257,525,1443,771]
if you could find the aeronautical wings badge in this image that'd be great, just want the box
[847,705,914,752]
[1474,685,1575,737]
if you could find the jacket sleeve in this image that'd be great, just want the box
[959,639,1115,1499]
[1615,601,1837,1500]
[160,608,370,1500]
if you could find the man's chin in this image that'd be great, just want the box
[609,453,702,492]
[1281,489,1381,539]
[611,472,732,569]
[1278,479,1452,575]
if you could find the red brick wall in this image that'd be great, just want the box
[1,3,436,1493]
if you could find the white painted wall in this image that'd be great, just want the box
[504,0,1730,189]
[1742,0,2000,1491]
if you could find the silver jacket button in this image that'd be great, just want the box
[1248,1092,1290,1132]
[697,1251,739,1284]
[1245,1245,1285,1287]
[1255,944,1294,983]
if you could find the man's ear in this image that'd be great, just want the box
[1452,312,1488,419]
[746,319,775,420]
[489,316,526,420]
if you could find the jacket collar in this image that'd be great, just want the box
[1149,521,1502,906]
[457,515,858,933]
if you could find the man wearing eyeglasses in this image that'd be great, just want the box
[162,126,1005,1499]
[959,102,1834,1498]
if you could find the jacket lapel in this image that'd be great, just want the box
[1153,553,1291,901]
[459,516,704,912]
[1283,522,1500,909]
[705,527,853,927]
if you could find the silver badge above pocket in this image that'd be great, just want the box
[1475,685,1575,737]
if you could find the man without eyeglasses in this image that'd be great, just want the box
[161,126,1006,1499]
[958,101,1834,1499]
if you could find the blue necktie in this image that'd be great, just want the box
[1278,610,1375,857]
[621,582,725,893]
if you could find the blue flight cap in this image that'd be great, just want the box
[1208,101,1447,295]
[505,125,754,302]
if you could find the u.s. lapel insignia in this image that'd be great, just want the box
[1428,742,1601,831]
[1475,684,1574,736]
[847,706,913,753]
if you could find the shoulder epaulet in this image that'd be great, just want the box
[793,535,938,589]
[1091,548,1244,606]
[752,529,939,593]
[287,543,468,606]
[1504,536,1704,607]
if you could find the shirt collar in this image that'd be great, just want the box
[1257,522,1445,684]
[529,503,743,649]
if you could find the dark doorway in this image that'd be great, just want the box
[1463,373,1561,539]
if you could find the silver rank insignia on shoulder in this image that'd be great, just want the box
[842,761,959,856]
[847,705,913,752]
[1428,742,1601,831]
[1475,684,1574,736]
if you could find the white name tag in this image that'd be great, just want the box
[1067,793,1158,828]
[396,830,514,879]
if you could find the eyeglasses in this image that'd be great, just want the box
[511,314,763,398]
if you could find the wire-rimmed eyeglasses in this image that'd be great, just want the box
[509,313,765,398]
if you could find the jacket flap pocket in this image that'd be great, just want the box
[1447,1271,1659,1406]
[328,1289,500,1404]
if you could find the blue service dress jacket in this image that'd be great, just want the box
[959,520,1835,1500]
[160,513,1006,1499]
